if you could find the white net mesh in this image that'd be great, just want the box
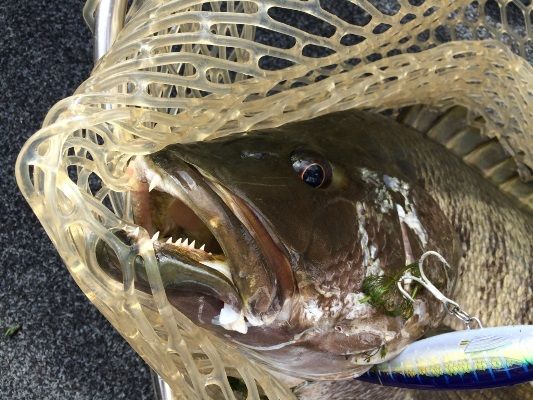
[16,0,532,399]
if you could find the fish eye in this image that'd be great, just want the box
[291,151,332,189]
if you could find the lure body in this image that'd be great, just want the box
[358,326,533,390]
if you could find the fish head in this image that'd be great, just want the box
[97,112,459,379]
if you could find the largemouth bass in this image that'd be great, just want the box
[96,109,532,397]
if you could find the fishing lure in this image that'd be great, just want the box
[358,252,533,390]
[357,325,533,390]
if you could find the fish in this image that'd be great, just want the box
[95,109,532,396]
[357,325,533,389]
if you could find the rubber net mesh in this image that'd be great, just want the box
[15,0,532,399]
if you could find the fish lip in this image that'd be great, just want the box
[131,154,295,325]
[183,163,297,325]
[130,156,242,306]
[201,178,298,323]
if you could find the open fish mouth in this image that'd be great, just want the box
[120,154,294,332]
[133,156,234,286]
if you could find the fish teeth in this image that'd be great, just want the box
[161,236,206,252]
[148,175,161,192]
[151,231,160,241]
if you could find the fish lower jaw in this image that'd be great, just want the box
[140,228,250,333]
[149,231,233,282]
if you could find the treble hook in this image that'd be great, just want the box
[397,251,483,329]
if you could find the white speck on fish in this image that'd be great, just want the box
[360,168,394,214]
[329,298,343,317]
[360,168,380,185]
[356,202,383,276]
[384,174,428,246]
[303,299,324,322]
[344,293,373,320]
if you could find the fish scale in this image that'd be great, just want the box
[394,108,533,327]
[290,108,532,400]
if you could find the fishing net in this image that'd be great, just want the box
[15,0,532,399]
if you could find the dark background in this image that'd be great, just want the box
[0,1,153,398]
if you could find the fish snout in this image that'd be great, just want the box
[99,152,295,334]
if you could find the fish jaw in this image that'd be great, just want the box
[127,154,295,330]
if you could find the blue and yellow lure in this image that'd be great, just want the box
[358,325,533,390]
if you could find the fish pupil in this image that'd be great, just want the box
[291,150,332,188]
[302,164,325,188]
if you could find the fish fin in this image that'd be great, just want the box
[397,105,532,212]
[294,380,533,400]
[397,105,442,133]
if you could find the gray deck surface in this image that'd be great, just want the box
[0,1,153,399]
